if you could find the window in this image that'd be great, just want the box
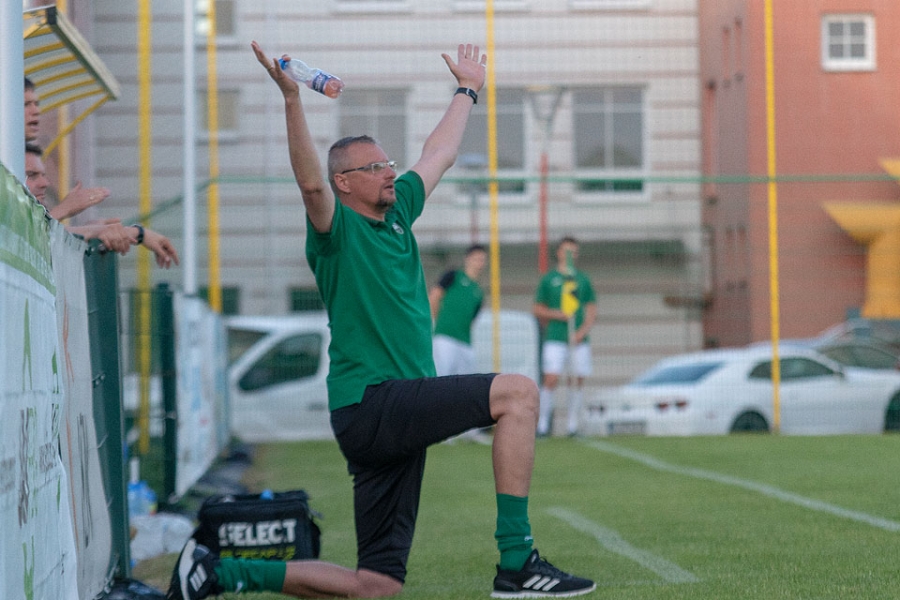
[238,333,323,391]
[818,344,898,370]
[195,0,237,39]
[822,14,875,72]
[289,288,325,313]
[573,87,644,193]
[198,286,240,315]
[198,89,240,138]
[633,362,723,385]
[748,358,838,381]
[227,328,267,365]
[458,88,526,193]
[339,89,407,170]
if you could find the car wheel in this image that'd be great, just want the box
[730,411,769,433]
[885,394,900,432]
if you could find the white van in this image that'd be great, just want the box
[225,310,539,442]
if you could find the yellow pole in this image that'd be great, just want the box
[137,0,154,454]
[764,0,782,432]
[205,0,222,312]
[55,1,70,207]
[485,0,501,372]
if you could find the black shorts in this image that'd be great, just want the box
[330,373,497,582]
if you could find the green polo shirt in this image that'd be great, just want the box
[433,269,483,345]
[306,171,436,411]
[534,268,596,343]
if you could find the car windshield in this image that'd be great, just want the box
[819,344,898,369]
[632,361,723,385]
[227,328,268,365]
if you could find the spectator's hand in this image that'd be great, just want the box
[50,181,110,220]
[251,41,300,99]
[141,228,180,269]
[441,44,487,92]
[69,219,135,255]
[96,219,135,255]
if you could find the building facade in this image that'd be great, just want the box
[700,0,900,347]
[43,0,705,387]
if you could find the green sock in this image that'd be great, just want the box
[215,558,287,593]
[495,493,534,571]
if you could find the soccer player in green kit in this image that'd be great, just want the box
[429,244,488,376]
[167,41,595,600]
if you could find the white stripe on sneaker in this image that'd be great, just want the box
[541,579,560,591]
[522,576,561,592]
[189,564,207,592]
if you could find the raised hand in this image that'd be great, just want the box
[441,44,487,92]
[251,40,300,98]
[141,228,180,269]
[50,181,111,221]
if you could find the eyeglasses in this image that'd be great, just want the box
[339,160,398,175]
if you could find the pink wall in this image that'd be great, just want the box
[701,0,900,346]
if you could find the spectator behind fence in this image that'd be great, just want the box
[25,77,111,220]
[25,144,179,268]
[163,41,596,600]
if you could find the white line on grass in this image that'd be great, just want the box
[585,439,900,533]
[548,507,700,584]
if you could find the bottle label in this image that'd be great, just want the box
[310,71,332,94]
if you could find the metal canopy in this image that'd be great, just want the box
[23,5,120,151]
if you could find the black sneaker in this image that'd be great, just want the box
[492,549,596,598]
[166,539,223,600]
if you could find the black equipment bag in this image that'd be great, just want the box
[194,490,321,560]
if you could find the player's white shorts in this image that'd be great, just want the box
[433,334,478,376]
[541,341,593,377]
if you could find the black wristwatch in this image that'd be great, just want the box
[131,223,145,244]
[455,87,478,104]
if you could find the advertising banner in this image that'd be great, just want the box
[174,293,227,496]
[52,226,113,600]
[0,165,78,600]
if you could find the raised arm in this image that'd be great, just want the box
[411,44,487,197]
[252,41,335,233]
[49,181,110,221]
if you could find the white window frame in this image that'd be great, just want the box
[454,88,528,205]
[195,0,239,46]
[571,86,648,203]
[821,13,876,72]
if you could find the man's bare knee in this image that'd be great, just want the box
[490,373,539,420]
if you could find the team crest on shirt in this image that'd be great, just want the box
[392,222,404,235]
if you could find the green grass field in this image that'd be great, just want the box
[138,435,900,599]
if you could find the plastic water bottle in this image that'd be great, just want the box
[128,480,156,517]
[279,58,344,99]
[128,480,143,518]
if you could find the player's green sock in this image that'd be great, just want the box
[495,493,534,571]
[215,558,286,593]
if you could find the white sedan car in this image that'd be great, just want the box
[584,346,900,436]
